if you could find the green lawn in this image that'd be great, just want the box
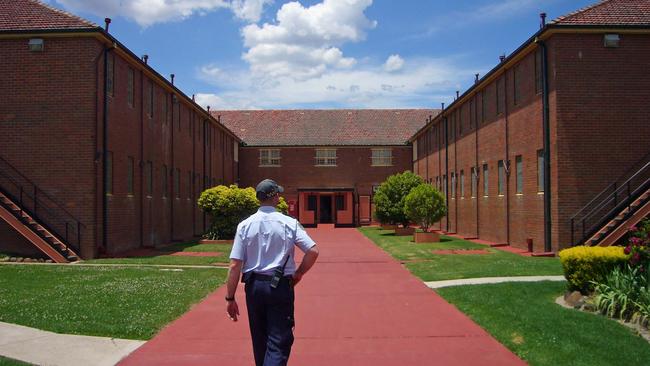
[437,281,650,366]
[0,356,31,366]
[358,227,562,281]
[84,242,233,266]
[0,265,226,340]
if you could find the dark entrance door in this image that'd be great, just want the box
[319,195,333,223]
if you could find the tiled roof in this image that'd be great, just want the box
[0,0,97,32]
[213,110,436,146]
[552,0,650,26]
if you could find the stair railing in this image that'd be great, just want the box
[570,151,650,246]
[0,155,84,253]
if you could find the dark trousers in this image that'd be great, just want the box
[245,276,295,366]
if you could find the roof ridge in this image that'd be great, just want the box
[30,0,98,28]
[551,0,612,24]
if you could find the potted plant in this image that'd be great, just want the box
[373,171,424,236]
[404,184,447,243]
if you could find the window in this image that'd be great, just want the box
[435,176,440,190]
[148,81,154,117]
[127,68,134,107]
[188,171,192,199]
[107,53,114,96]
[372,148,393,166]
[516,155,523,194]
[535,49,543,94]
[483,164,489,196]
[458,110,463,136]
[315,149,337,166]
[105,151,113,195]
[162,164,168,198]
[443,174,447,197]
[471,167,477,198]
[460,170,465,198]
[469,100,474,128]
[174,168,180,198]
[307,195,317,211]
[498,160,505,196]
[127,156,134,195]
[513,65,521,105]
[336,195,346,210]
[451,172,456,199]
[163,94,168,124]
[259,149,281,166]
[145,161,153,197]
[537,150,545,193]
[481,91,486,123]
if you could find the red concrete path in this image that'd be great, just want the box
[119,226,525,366]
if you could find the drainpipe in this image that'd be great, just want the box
[536,37,552,253]
[475,93,480,238]
[444,112,449,231]
[170,94,175,240]
[101,41,114,254]
[503,69,511,246]
[139,68,144,247]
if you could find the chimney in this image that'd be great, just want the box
[207,106,211,113]
[456,90,460,99]
[499,54,506,62]
[540,13,547,28]
[441,102,445,110]
[475,73,480,84]
[104,18,111,32]
[192,94,195,101]
[143,54,148,64]
[170,74,175,85]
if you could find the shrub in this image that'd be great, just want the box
[624,218,650,270]
[559,246,629,293]
[277,197,289,215]
[593,265,650,323]
[373,171,424,227]
[403,184,446,232]
[198,185,259,239]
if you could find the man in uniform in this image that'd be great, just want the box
[225,179,319,366]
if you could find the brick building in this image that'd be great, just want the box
[411,0,650,253]
[215,109,434,227]
[0,0,241,259]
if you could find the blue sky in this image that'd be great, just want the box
[48,0,594,110]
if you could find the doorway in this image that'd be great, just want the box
[319,195,333,223]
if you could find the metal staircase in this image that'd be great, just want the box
[0,155,82,262]
[570,151,650,246]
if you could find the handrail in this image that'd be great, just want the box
[571,153,650,246]
[571,150,650,221]
[0,155,84,253]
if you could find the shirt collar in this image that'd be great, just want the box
[259,206,276,213]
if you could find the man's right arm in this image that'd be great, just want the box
[293,245,318,287]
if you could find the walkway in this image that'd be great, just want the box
[0,321,144,366]
[119,226,525,365]
[425,275,566,289]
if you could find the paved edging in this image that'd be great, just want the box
[425,275,566,289]
[0,261,227,269]
[0,321,145,366]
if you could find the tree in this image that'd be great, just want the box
[404,184,446,232]
[373,171,424,227]
[198,185,291,239]
[198,185,259,239]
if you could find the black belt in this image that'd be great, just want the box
[249,273,293,281]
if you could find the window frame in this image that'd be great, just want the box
[315,148,337,167]
[259,148,281,167]
[515,155,523,194]
[498,160,505,196]
[537,149,545,193]
[371,148,393,167]
[482,163,489,197]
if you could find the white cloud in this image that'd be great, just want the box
[197,56,469,109]
[241,0,376,80]
[52,0,270,27]
[383,54,404,72]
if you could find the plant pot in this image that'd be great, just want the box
[414,231,440,243]
[380,224,398,230]
[394,227,415,236]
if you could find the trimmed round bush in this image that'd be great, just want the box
[404,184,446,232]
[559,246,629,293]
[198,185,259,239]
[373,171,424,227]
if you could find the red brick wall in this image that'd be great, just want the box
[553,33,650,247]
[0,37,100,258]
[0,35,238,258]
[239,146,412,224]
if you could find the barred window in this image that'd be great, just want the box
[315,149,337,166]
[498,160,505,196]
[471,167,477,198]
[127,68,134,107]
[371,148,393,166]
[537,150,545,193]
[516,155,523,194]
[483,164,489,197]
[259,149,281,166]
[460,170,465,198]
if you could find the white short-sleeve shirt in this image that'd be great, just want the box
[230,206,316,276]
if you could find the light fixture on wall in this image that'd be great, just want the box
[604,34,620,48]
[28,38,44,52]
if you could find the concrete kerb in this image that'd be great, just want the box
[0,321,145,366]
[0,261,228,269]
[425,275,566,289]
